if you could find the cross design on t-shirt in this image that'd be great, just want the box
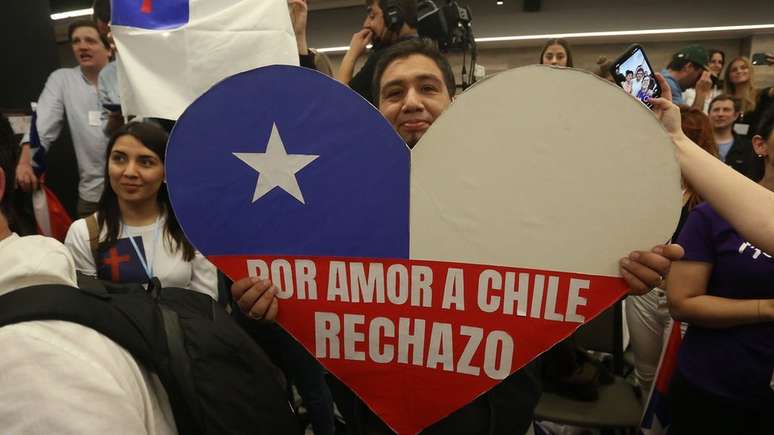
[103,247,130,282]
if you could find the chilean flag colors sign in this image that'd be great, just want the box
[166,65,682,434]
[110,0,298,120]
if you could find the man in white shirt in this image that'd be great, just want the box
[15,20,112,217]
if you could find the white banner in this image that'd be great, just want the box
[111,0,299,120]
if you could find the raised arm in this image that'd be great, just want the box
[652,73,774,254]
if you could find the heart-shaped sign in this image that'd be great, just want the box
[166,65,681,434]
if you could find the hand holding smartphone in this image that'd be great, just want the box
[751,53,773,66]
[610,44,662,109]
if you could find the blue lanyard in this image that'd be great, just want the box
[126,218,161,280]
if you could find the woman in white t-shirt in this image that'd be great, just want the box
[65,121,218,300]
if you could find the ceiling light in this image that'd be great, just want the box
[475,24,774,43]
[315,23,774,53]
[50,8,93,20]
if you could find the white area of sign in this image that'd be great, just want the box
[409,65,682,277]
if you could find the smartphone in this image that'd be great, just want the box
[610,44,662,109]
[752,53,769,66]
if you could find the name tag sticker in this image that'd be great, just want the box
[734,123,750,136]
[88,110,102,126]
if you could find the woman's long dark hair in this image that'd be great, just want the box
[97,121,195,261]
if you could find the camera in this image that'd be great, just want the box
[417,0,477,88]
[417,0,474,52]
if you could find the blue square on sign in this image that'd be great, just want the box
[112,0,190,30]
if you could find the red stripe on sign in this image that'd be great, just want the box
[210,255,627,434]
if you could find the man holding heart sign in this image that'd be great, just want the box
[225,39,683,434]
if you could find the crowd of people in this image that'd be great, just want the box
[1,0,774,434]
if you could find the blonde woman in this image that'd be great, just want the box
[723,56,774,137]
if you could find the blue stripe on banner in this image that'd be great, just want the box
[111,0,190,30]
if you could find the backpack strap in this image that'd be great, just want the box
[85,213,100,266]
[0,285,200,434]
[159,304,206,431]
[0,285,160,369]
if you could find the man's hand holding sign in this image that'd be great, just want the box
[232,277,279,321]
[167,40,683,434]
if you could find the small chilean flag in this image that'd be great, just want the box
[26,111,72,242]
[110,0,298,120]
[639,320,683,434]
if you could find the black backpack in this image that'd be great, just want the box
[0,280,301,435]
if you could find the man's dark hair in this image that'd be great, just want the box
[0,115,19,223]
[748,105,774,181]
[757,105,774,141]
[68,20,111,50]
[625,70,633,76]
[92,0,111,24]
[708,94,741,113]
[371,38,456,105]
[366,0,418,28]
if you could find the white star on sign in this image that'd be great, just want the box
[233,123,319,204]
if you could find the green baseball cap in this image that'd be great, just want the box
[673,45,709,70]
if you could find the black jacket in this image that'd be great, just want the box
[725,133,763,181]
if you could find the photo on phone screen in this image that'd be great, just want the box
[610,45,662,109]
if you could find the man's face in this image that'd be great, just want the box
[71,26,110,70]
[709,100,738,130]
[635,70,644,81]
[364,3,387,45]
[378,54,452,148]
[678,63,703,89]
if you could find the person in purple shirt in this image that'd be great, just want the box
[667,106,774,435]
